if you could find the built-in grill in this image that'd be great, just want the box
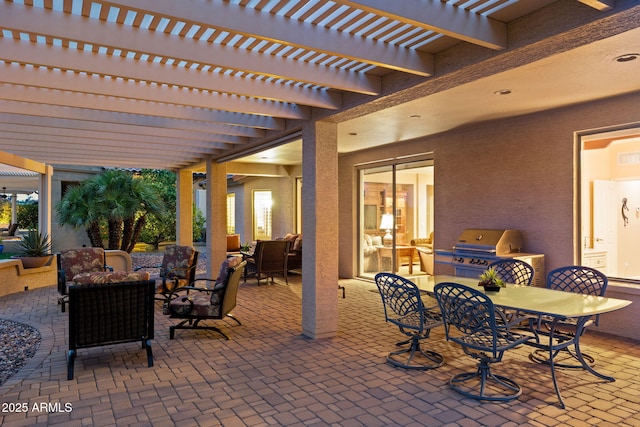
[435,229,545,286]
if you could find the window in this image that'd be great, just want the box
[253,190,272,240]
[580,125,640,281]
[226,193,235,234]
[359,159,434,279]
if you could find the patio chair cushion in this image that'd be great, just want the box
[161,245,196,280]
[170,293,222,317]
[72,271,151,285]
[169,258,244,318]
[211,256,242,304]
[215,256,242,286]
[60,247,106,281]
[292,235,302,251]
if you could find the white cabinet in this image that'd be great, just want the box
[583,251,607,274]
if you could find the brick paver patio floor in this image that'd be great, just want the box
[0,275,639,426]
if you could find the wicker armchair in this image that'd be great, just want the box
[67,279,156,380]
[243,240,290,285]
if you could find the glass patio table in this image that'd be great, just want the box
[412,275,632,408]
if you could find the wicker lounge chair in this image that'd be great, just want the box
[67,279,156,380]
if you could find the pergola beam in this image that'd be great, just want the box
[0,64,309,120]
[0,84,294,127]
[0,99,283,131]
[0,123,240,149]
[0,113,250,143]
[0,149,48,174]
[106,0,434,76]
[0,135,214,161]
[0,2,381,95]
[0,38,342,110]
[337,0,507,50]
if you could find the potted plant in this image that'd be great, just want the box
[12,230,53,268]
[478,267,505,292]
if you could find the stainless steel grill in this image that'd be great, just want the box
[453,229,523,256]
[435,229,545,286]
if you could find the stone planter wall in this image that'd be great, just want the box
[0,258,57,298]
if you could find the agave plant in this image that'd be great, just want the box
[16,230,53,257]
[478,267,505,288]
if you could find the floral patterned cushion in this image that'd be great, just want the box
[60,248,106,282]
[170,293,222,317]
[72,271,151,285]
[169,257,240,317]
[161,245,196,279]
[156,278,192,294]
[214,256,241,286]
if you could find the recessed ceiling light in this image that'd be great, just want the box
[494,89,512,95]
[410,114,421,119]
[615,53,639,63]
[348,132,358,136]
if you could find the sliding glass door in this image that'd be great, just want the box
[359,160,434,279]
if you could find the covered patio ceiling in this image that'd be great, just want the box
[0,0,638,173]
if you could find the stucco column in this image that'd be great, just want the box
[176,169,194,246]
[10,196,17,225]
[206,158,228,278]
[302,120,339,339]
[38,165,53,238]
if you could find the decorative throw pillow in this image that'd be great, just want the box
[211,256,241,306]
[72,271,151,285]
[214,256,241,287]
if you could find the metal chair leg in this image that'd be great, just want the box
[449,360,522,402]
[386,335,444,370]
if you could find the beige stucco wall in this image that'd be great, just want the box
[339,92,640,339]
[338,92,640,279]
[228,167,301,242]
[0,258,56,298]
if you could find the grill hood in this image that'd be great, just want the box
[452,229,523,255]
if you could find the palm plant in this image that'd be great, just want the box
[56,184,103,247]
[56,170,166,252]
[124,174,165,252]
[91,170,133,249]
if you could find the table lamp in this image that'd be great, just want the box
[379,213,394,247]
